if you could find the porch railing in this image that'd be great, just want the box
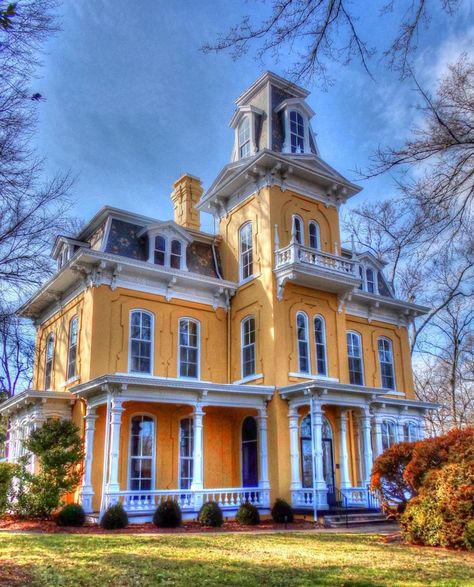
[105,487,270,513]
[292,486,381,511]
[275,243,357,277]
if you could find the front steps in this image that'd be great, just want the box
[322,509,394,528]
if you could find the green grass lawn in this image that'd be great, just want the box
[0,531,473,587]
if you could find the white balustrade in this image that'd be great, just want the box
[275,243,356,276]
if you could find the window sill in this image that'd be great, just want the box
[381,389,406,396]
[238,273,260,288]
[61,375,80,388]
[233,373,264,385]
[288,372,339,382]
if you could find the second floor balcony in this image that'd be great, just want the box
[274,242,360,299]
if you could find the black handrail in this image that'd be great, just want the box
[334,487,349,527]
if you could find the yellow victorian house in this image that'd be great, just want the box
[1,72,435,522]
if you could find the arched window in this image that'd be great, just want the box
[170,240,182,269]
[241,316,256,378]
[378,337,395,390]
[292,215,304,245]
[347,331,364,385]
[179,417,194,489]
[44,334,54,390]
[129,415,155,491]
[239,222,253,281]
[296,312,310,373]
[300,415,334,489]
[313,316,327,376]
[130,310,153,374]
[290,110,305,153]
[381,420,397,451]
[239,116,251,158]
[241,416,258,487]
[154,235,166,266]
[366,268,376,293]
[403,422,418,442]
[309,221,321,250]
[178,318,199,379]
[67,316,79,380]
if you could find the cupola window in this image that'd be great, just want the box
[239,116,251,158]
[290,110,305,153]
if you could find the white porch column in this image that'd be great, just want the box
[191,404,204,510]
[360,408,374,486]
[288,406,301,491]
[106,396,124,500]
[338,410,351,489]
[311,397,326,491]
[257,406,270,491]
[373,415,384,457]
[81,406,98,513]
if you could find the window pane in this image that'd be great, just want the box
[297,313,309,373]
[347,332,363,385]
[240,223,253,280]
[314,317,327,376]
[179,320,199,378]
[130,312,153,373]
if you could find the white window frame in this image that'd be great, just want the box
[128,413,156,492]
[178,416,194,490]
[366,267,377,294]
[403,421,418,442]
[129,309,154,375]
[347,331,364,386]
[289,110,305,153]
[241,315,256,379]
[238,116,251,159]
[309,220,321,250]
[67,316,79,381]
[148,233,187,270]
[313,315,328,377]
[239,221,254,282]
[178,317,200,380]
[296,311,310,374]
[378,336,396,390]
[292,215,304,245]
[44,333,54,390]
[381,420,397,451]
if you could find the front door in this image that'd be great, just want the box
[322,437,336,506]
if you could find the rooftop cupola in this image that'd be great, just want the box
[171,174,203,231]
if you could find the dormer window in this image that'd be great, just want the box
[143,223,191,271]
[366,268,376,293]
[290,111,305,153]
[170,240,182,269]
[154,236,166,266]
[239,117,251,158]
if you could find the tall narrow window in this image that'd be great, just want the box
[239,222,253,281]
[241,316,256,378]
[366,268,376,293]
[154,236,166,266]
[347,331,364,385]
[239,117,251,158]
[67,316,78,380]
[378,337,395,390]
[292,215,304,245]
[381,420,397,451]
[170,239,182,269]
[300,415,313,488]
[130,310,153,374]
[179,318,199,378]
[309,221,321,250]
[179,418,194,489]
[241,416,258,487]
[313,316,327,376]
[403,422,418,442]
[44,334,54,389]
[129,415,155,491]
[297,312,310,373]
[290,110,305,153]
[358,266,364,290]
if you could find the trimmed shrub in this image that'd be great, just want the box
[0,462,16,516]
[236,502,260,525]
[198,501,223,527]
[56,503,86,527]
[271,498,293,523]
[153,500,182,528]
[101,503,128,530]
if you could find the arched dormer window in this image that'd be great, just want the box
[309,221,321,250]
[347,331,364,385]
[296,312,310,373]
[239,222,253,281]
[313,316,327,376]
[44,334,54,390]
[366,268,376,293]
[150,233,187,270]
[178,318,200,379]
[292,215,304,245]
[154,236,166,266]
[129,310,153,374]
[170,240,182,269]
[289,110,305,153]
[241,316,256,379]
[378,337,395,390]
[239,116,251,159]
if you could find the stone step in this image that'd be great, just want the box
[323,512,392,528]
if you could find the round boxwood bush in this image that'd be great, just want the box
[271,498,294,523]
[56,503,86,527]
[198,501,223,527]
[236,502,260,525]
[101,503,128,530]
[153,499,182,528]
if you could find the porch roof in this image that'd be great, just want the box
[0,390,74,416]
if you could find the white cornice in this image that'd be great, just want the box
[0,390,73,416]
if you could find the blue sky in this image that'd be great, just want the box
[34,1,474,235]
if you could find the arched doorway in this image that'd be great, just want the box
[241,416,258,487]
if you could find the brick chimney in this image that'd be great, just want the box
[171,174,203,231]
